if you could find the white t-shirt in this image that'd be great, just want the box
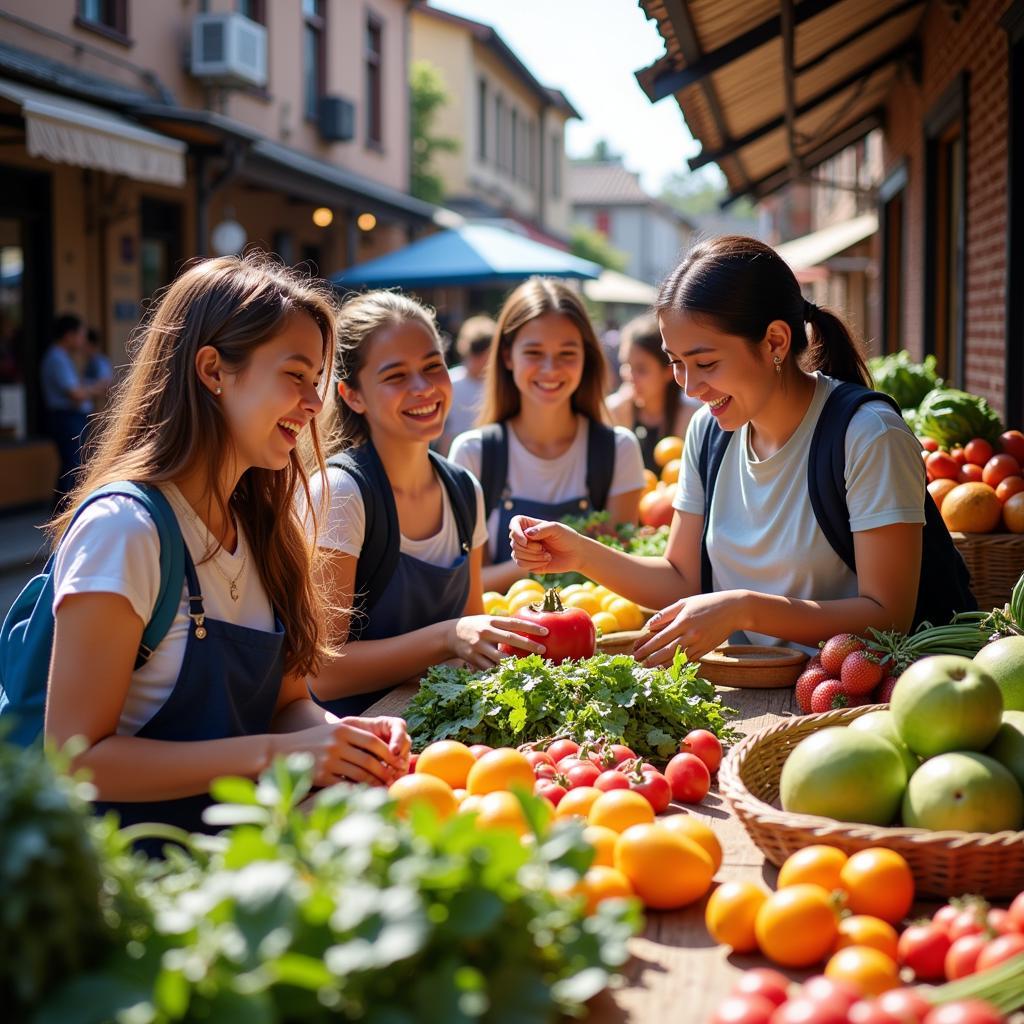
[308,465,489,567]
[443,368,485,442]
[673,374,926,648]
[52,483,274,735]
[448,416,646,559]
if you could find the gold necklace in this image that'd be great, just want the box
[168,489,247,601]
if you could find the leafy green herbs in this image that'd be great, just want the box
[406,652,739,761]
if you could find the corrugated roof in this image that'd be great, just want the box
[635,0,927,202]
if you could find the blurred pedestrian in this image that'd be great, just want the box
[438,314,496,454]
[607,313,699,472]
[83,328,114,411]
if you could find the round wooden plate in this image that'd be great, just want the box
[595,629,648,657]
[698,644,808,689]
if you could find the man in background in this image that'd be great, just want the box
[438,314,496,455]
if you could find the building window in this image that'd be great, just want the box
[77,0,128,39]
[923,75,968,387]
[495,94,505,172]
[510,108,518,181]
[526,121,535,186]
[878,163,907,355]
[477,78,487,162]
[237,0,265,23]
[551,132,562,199]
[303,0,325,122]
[365,15,383,146]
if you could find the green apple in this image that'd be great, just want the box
[974,637,1024,711]
[848,710,919,777]
[891,655,1003,757]
[780,727,907,826]
[987,709,1024,792]
[902,751,1024,832]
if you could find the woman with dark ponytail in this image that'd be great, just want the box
[508,235,969,664]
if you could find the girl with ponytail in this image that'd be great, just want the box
[508,235,945,664]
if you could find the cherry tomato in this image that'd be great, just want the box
[468,744,493,759]
[592,743,637,770]
[963,438,994,467]
[985,907,1011,935]
[680,729,724,773]
[534,762,558,781]
[983,453,1022,488]
[949,446,967,467]
[565,763,601,789]
[927,451,960,480]
[497,588,595,663]
[875,987,933,1021]
[710,994,777,1024]
[847,1001,896,1024]
[801,974,863,1010]
[975,932,1024,971]
[920,437,939,452]
[897,921,952,981]
[731,968,791,1008]
[546,739,580,763]
[665,751,711,803]
[932,904,960,936]
[533,778,567,806]
[924,1001,1006,1024]
[524,750,555,771]
[999,429,1024,464]
[771,996,849,1024]
[944,933,987,980]
[594,769,630,792]
[556,757,588,774]
[629,768,672,813]
[947,907,987,941]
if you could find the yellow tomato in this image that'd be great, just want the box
[564,591,602,616]
[556,786,602,820]
[475,790,531,836]
[599,591,621,612]
[508,591,540,614]
[659,814,723,873]
[416,740,476,789]
[582,824,620,867]
[608,598,644,632]
[559,584,586,601]
[591,585,612,604]
[591,611,620,635]
[582,581,597,590]
[588,790,655,833]
[705,880,768,953]
[388,774,458,820]
[483,592,510,616]
[654,435,684,468]
[660,458,681,486]
[507,579,544,600]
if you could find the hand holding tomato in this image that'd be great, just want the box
[634,590,747,665]
[508,515,586,575]
[497,588,596,664]
[450,614,548,669]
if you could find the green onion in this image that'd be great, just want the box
[918,952,1024,1013]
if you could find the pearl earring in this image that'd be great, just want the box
[215,386,223,395]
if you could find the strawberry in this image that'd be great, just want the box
[819,633,865,675]
[875,675,899,703]
[795,666,833,713]
[805,653,823,671]
[840,650,884,695]
[810,679,850,713]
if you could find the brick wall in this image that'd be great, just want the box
[881,0,1011,415]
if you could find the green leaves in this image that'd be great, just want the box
[407,652,738,760]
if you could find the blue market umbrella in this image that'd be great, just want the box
[331,224,601,289]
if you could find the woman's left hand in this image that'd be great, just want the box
[633,590,748,666]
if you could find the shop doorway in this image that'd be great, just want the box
[140,197,183,306]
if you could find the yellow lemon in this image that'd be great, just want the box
[508,591,541,614]
[483,592,510,615]
[608,598,644,632]
[507,579,544,600]
[592,611,620,635]
[564,591,602,616]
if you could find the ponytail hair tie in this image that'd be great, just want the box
[803,299,819,323]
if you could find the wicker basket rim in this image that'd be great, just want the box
[719,703,1024,848]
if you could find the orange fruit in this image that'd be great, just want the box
[927,477,958,512]
[940,482,1003,533]
[705,880,768,953]
[824,945,900,997]
[660,458,682,485]
[613,823,714,909]
[754,884,839,967]
[1004,492,1024,533]
[659,814,723,873]
[578,865,635,914]
[839,848,914,924]
[834,915,899,961]
[582,824,620,867]
[588,789,655,833]
[642,468,659,494]
[654,435,684,467]
[416,740,477,789]
[777,845,848,892]
[466,748,535,796]
[388,773,457,820]
[556,786,602,819]
[475,790,538,836]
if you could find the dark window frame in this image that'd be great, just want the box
[75,0,130,45]
[477,77,487,162]
[237,0,265,24]
[878,161,908,355]
[303,0,326,123]
[1003,0,1024,425]
[551,131,561,199]
[365,12,384,148]
[922,72,968,388]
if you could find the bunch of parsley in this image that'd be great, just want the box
[406,652,738,761]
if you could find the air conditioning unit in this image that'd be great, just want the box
[319,96,355,142]
[190,13,267,89]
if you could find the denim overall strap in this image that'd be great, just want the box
[492,492,594,564]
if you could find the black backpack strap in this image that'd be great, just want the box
[326,443,399,638]
[585,420,617,511]
[478,422,508,519]
[697,415,733,593]
[429,451,478,553]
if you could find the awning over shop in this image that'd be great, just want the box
[774,211,878,268]
[635,1,926,204]
[0,79,185,187]
[583,269,658,306]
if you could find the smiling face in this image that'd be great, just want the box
[341,319,451,444]
[503,312,585,412]
[657,309,780,430]
[623,342,674,408]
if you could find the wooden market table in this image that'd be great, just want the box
[364,680,801,1022]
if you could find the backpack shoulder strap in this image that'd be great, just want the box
[585,419,617,511]
[429,451,478,552]
[326,444,399,633]
[478,422,508,520]
[697,415,733,593]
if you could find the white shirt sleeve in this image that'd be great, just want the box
[674,406,711,514]
[469,473,489,550]
[448,430,484,483]
[608,426,647,497]
[52,496,161,626]
[309,466,367,556]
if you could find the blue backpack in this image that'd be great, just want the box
[0,482,184,747]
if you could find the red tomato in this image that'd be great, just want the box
[731,969,791,1008]
[875,987,933,1021]
[664,751,711,803]
[1008,890,1024,932]
[630,768,672,813]
[468,744,493,759]
[592,743,637,770]
[565,762,601,789]
[847,1002,895,1024]
[524,750,555,771]
[995,475,1024,503]
[926,451,960,481]
[982,453,1022,488]
[949,446,967,467]
[963,439,994,466]
[534,762,558,781]
[556,757,588,774]
[944,933,987,980]
[932,904,960,935]
[594,769,630,792]
[920,437,940,452]
[546,739,579,763]
[801,976,861,1012]
[999,430,1024,464]
[680,729,724,773]
[710,994,777,1024]
[533,778,566,806]
[497,588,596,663]
[958,463,985,483]
[974,932,1024,971]
[924,1001,1006,1024]
[771,996,849,1024]
[897,921,952,981]
[948,907,986,941]
[985,907,1011,934]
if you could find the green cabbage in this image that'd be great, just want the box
[868,350,942,410]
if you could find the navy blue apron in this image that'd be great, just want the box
[492,490,593,565]
[95,539,284,854]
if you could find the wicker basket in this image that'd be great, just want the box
[720,703,1024,900]
[951,531,1024,611]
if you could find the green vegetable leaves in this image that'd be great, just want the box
[406,652,738,760]
[868,350,941,410]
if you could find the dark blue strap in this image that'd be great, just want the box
[585,420,617,512]
[478,422,508,519]
[697,417,733,593]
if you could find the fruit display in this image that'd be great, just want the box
[869,350,942,411]
[914,389,1005,449]
[638,433,686,529]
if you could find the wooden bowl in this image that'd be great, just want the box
[595,629,647,657]
[698,644,807,689]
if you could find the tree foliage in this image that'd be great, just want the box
[410,60,460,205]
[569,224,628,272]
